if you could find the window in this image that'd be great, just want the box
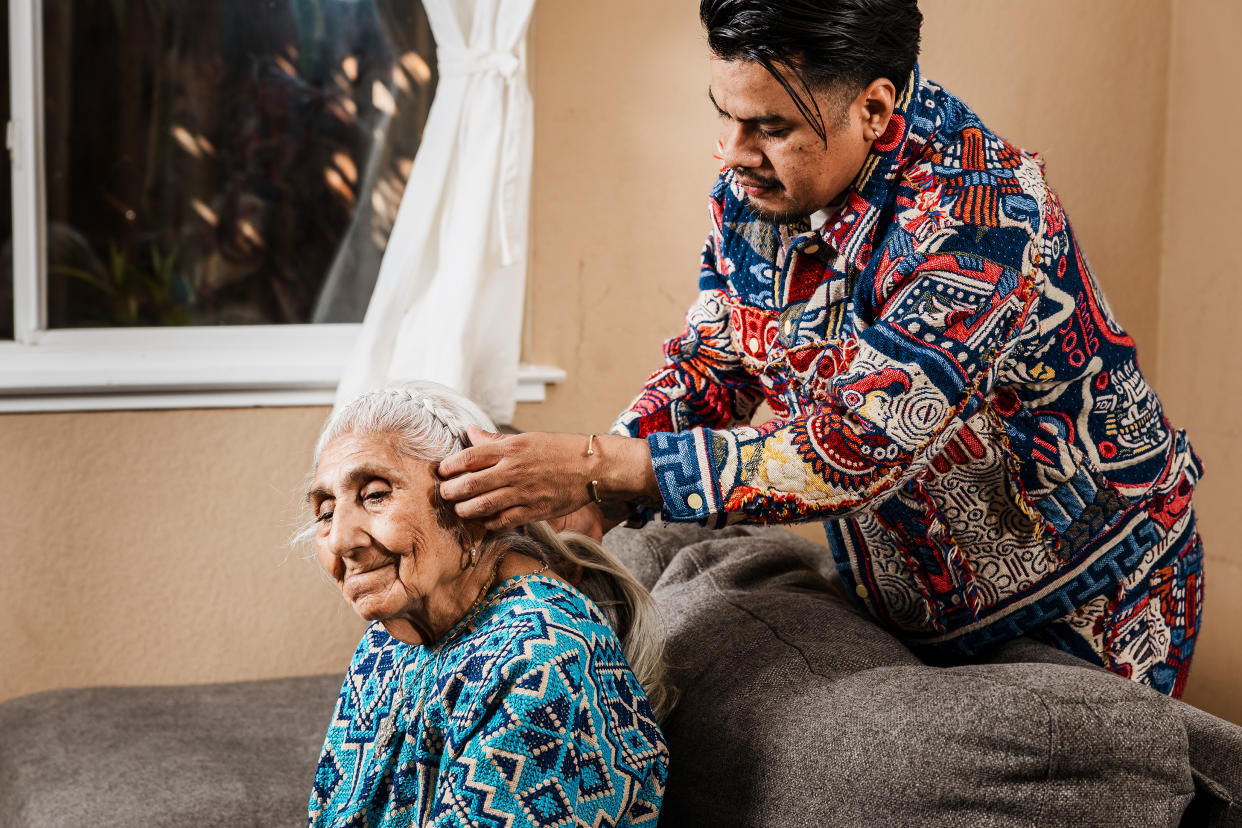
[43,0,438,329]
[1,0,497,411]
[1,2,11,342]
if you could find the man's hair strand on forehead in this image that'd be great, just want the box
[700,0,923,142]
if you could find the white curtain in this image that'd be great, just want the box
[334,0,536,424]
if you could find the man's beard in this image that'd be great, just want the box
[734,170,808,224]
[742,197,810,225]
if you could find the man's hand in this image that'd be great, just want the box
[547,503,610,542]
[437,426,658,531]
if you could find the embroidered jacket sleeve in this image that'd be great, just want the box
[611,210,768,440]
[628,227,1041,525]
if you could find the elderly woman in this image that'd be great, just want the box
[305,382,670,827]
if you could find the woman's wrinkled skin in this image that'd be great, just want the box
[309,433,545,646]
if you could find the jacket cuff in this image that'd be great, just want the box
[646,430,723,525]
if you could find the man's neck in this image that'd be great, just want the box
[810,192,848,230]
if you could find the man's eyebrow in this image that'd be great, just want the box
[306,465,399,503]
[707,87,788,126]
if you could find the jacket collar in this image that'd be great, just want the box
[818,63,934,256]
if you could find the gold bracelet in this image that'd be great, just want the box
[586,434,603,503]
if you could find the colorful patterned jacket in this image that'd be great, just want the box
[613,64,1202,657]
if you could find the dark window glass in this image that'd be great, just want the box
[1,0,12,339]
[43,0,434,328]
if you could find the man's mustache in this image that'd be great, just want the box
[733,169,782,190]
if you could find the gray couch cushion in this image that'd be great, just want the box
[605,524,1206,827]
[0,675,340,828]
[980,637,1241,824]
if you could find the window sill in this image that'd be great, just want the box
[0,326,565,413]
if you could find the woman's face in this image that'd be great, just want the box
[309,432,472,645]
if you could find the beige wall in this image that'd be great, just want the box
[0,407,362,699]
[1155,0,1242,725]
[519,0,1172,436]
[919,1,1171,364]
[2,1,1237,725]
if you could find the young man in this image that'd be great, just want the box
[439,0,1203,696]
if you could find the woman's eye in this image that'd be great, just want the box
[315,510,334,524]
[364,490,389,505]
[759,128,788,139]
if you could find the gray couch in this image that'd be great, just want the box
[622,524,1241,827]
[1,524,1238,827]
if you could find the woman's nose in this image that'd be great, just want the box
[326,504,369,558]
[719,122,763,170]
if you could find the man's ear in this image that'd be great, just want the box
[856,77,898,141]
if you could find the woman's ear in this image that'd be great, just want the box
[462,521,489,551]
[455,521,494,570]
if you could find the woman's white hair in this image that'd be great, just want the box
[306,380,675,721]
[313,380,493,467]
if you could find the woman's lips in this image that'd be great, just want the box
[343,563,394,591]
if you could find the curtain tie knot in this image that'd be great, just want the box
[438,47,520,80]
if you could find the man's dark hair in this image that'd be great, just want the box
[700,0,923,141]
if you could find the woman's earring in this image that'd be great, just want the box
[469,545,480,566]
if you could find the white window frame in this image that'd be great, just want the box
[2,0,562,413]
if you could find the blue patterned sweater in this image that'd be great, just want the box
[614,64,1202,657]
[309,575,667,827]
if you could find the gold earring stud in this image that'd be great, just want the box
[469,545,479,566]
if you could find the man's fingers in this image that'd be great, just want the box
[438,467,508,503]
[438,441,505,478]
[464,424,504,446]
[483,506,534,532]
[453,487,522,521]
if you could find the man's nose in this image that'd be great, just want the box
[719,122,763,169]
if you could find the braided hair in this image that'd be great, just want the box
[313,381,486,464]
